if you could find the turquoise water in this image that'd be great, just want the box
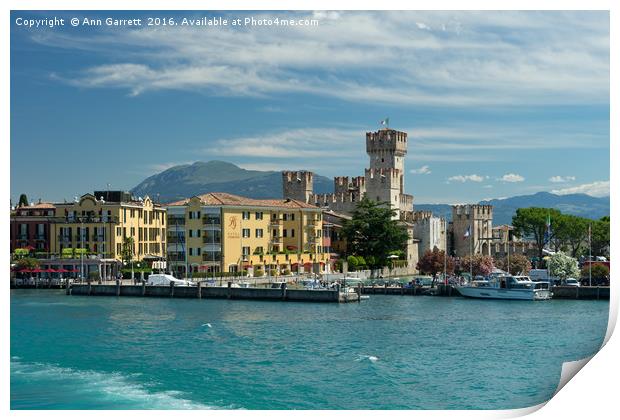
[11,289,609,410]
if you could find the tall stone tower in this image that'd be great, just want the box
[365,129,411,215]
[451,204,493,257]
[282,171,314,202]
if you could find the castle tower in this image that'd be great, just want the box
[282,171,314,202]
[365,129,410,215]
[451,204,493,257]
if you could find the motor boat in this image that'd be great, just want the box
[455,275,552,301]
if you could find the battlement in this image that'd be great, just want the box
[334,176,366,195]
[400,194,414,211]
[282,170,314,202]
[413,210,434,221]
[366,129,407,156]
[282,170,313,183]
[452,204,493,220]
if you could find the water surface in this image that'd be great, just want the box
[11,290,609,409]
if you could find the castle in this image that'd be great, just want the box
[282,128,420,271]
[282,128,414,220]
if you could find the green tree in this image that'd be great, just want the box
[580,263,609,285]
[590,217,610,257]
[495,254,532,275]
[547,251,580,281]
[512,207,562,262]
[552,214,588,257]
[341,198,409,269]
[15,257,39,271]
[18,193,29,207]
[416,246,454,280]
[121,237,135,265]
[346,255,359,270]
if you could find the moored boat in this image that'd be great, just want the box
[455,275,551,301]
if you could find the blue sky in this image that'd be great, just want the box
[10,10,609,204]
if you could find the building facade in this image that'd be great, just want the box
[451,204,494,257]
[10,202,56,254]
[50,192,166,266]
[165,192,330,277]
[412,211,447,259]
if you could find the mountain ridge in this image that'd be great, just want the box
[131,161,609,224]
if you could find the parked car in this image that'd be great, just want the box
[562,278,580,287]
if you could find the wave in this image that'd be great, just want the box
[11,359,227,409]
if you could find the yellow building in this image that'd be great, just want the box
[51,191,166,266]
[165,192,330,277]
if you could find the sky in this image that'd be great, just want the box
[10,10,610,204]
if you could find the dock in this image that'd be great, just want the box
[66,280,360,303]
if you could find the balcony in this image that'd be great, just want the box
[35,234,47,241]
[168,217,186,226]
[91,235,105,242]
[269,219,282,226]
[17,234,28,240]
[58,216,119,224]
[58,235,72,243]
[167,237,186,244]
[202,217,221,226]
[202,236,221,244]
[270,236,283,244]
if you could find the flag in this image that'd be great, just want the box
[464,225,471,239]
[380,117,389,127]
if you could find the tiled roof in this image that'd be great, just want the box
[165,192,319,209]
[17,202,56,210]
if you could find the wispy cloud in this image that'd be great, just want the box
[551,180,609,197]
[410,165,431,174]
[447,174,485,183]
[499,173,525,183]
[35,11,608,106]
[549,175,577,183]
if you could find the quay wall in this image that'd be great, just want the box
[69,284,340,302]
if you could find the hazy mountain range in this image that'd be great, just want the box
[131,161,609,225]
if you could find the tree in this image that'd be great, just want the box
[458,254,494,277]
[495,254,531,275]
[341,198,409,269]
[18,193,29,207]
[416,246,454,280]
[580,263,609,285]
[459,254,495,276]
[552,214,588,257]
[512,207,562,262]
[547,251,580,281]
[590,217,610,257]
[121,237,135,265]
[15,257,39,270]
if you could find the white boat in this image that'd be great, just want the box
[147,274,195,287]
[455,275,552,301]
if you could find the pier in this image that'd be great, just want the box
[67,280,359,303]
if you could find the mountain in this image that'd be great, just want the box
[131,161,334,202]
[416,192,609,225]
[132,162,609,225]
[478,192,610,225]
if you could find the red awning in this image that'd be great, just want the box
[243,264,252,268]
[303,262,313,267]
[31,268,44,273]
[18,269,31,273]
[46,268,58,273]
[56,268,69,273]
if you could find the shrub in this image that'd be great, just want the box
[283,269,291,275]
[88,271,101,281]
[270,269,277,276]
[254,270,264,277]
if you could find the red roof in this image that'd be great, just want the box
[165,192,319,209]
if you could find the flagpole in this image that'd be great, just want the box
[589,223,592,287]
[470,213,473,279]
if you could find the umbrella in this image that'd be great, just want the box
[18,269,31,273]
[31,268,44,273]
[46,268,58,273]
[56,268,69,273]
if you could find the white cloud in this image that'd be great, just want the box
[551,180,609,197]
[499,173,525,183]
[410,165,431,174]
[36,11,609,106]
[447,174,485,183]
[549,175,577,183]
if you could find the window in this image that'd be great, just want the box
[242,228,250,238]
[242,246,250,257]
[282,214,288,221]
[255,212,263,220]
[291,213,295,221]
[291,229,295,238]
[242,211,250,220]
[189,229,193,238]
[255,229,264,238]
